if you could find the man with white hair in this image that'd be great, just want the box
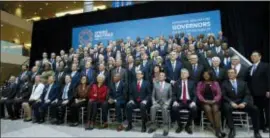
[171,68,197,134]
[212,56,227,84]
[185,54,204,84]
[105,45,115,61]
[230,55,248,81]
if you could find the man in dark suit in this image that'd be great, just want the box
[111,59,128,84]
[221,49,232,69]
[247,51,269,132]
[55,62,66,87]
[101,73,127,131]
[51,75,74,125]
[1,76,18,119]
[50,52,56,71]
[125,70,151,132]
[33,75,60,123]
[17,64,31,86]
[30,66,39,84]
[211,40,223,59]
[158,39,168,58]
[230,55,248,81]
[70,64,81,89]
[185,54,204,84]
[171,68,197,134]
[5,75,32,119]
[222,69,262,138]
[212,56,227,84]
[141,53,152,81]
[97,63,110,86]
[81,61,96,86]
[165,51,182,85]
[202,50,214,70]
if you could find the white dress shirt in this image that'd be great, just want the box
[250,61,260,76]
[62,83,71,100]
[232,64,241,74]
[180,80,190,100]
[30,83,45,100]
[71,71,77,78]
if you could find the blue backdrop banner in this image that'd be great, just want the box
[72,10,221,48]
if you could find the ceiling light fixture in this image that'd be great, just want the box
[93,5,107,11]
[55,9,83,17]
[26,16,41,21]
[18,4,22,7]
[1,24,3,27]
[45,3,48,6]
[66,6,68,9]
[40,8,43,10]
[34,12,37,15]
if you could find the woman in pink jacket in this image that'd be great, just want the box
[196,70,225,138]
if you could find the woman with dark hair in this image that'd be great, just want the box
[196,70,225,138]
[69,75,90,126]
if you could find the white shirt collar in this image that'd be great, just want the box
[253,61,260,66]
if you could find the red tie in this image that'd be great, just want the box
[183,81,187,104]
[136,81,141,102]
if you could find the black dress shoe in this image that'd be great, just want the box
[70,122,79,127]
[228,129,236,138]
[38,120,45,124]
[125,124,133,131]
[24,119,32,122]
[163,130,169,136]
[254,132,262,138]
[175,125,183,133]
[141,124,146,133]
[148,128,155,133]
[185,126,193,134]
[263,128,269,133]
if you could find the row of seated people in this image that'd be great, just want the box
[0,67,264,138]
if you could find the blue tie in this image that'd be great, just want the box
[232,81,237,94]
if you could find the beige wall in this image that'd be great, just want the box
[1,52,29,65]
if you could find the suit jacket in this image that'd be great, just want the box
[236,65,248,81]
[185,63,204,83]
[221,57,231,70]
[58,83,74,101]
[88,84,108,103]
[129,80,151,103]
[81,68,96,85]
[158,45,169,57]
[111,67,128,84]
[17,71,31,84]
[30,71,39,84]
[40,83,60,102]
[172,80,196,102]
[16,82,32,100]
[222,79,252,104]
[109,81,127,102]
[152,81,172,106]
[165,60,182,82]
[212,67,227,84]
[29,83,45,100]
[247,62,269,96]
[70,71,81,89]
[196,81,222,103]
[141,60,153,81]
[50,58,56,71]
[55,71,66,86]
[5,83,18,99]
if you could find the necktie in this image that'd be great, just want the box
[251,64,257,76]
[137,81,141,92]
[182,81,187,104]
[63,85,68,99]
[232,80,237,94]
[193,65,197,73]
[117,68,120,73]
[136,81,141,102]
[215,67,219,76]
[160,82,164,92]
[172,62,175,72]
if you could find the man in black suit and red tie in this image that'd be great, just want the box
[247,51,269,133]
[171,68,197,134]
[125,70,151,132]
[222,69,262,138]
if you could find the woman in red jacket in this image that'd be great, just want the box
[196,70,225,138]
[85,74,108,130]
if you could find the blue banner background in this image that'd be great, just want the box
[72,10,221,49]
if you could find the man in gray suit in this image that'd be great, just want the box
[111,59,128,84]
[148,72,172,136]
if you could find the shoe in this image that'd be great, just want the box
[148,128,155,134]
[125,124,132,131]
[163,130,169,136]
[70,122,79,127]
[263,128,269,133]
[228,129,236,138]
[141,124,146,133]
[254,132,262,138]
[38,120,45,124]
[175,125,183,133]
[56,120,64,125]
[185,126,193,134]
[24,119,32,122]
[117,124,124,131]
[101,122,108,129]
[85,121,92,130]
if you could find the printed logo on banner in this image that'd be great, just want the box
[79,29,93,46]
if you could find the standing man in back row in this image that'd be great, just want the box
[247,51,269,133]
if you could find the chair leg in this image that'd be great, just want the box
[64,107,68,124]
[81,108,84,127]
[246,114,250,133]
[201,112,204,131]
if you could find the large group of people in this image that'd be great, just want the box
[0,32,269,138]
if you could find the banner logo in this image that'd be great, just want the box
[79,29,93,46]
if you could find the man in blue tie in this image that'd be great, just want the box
[222,69,262,138]
[50,75,74,125]
[211,56,226,84]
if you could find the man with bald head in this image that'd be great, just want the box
[101,73,127,131]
